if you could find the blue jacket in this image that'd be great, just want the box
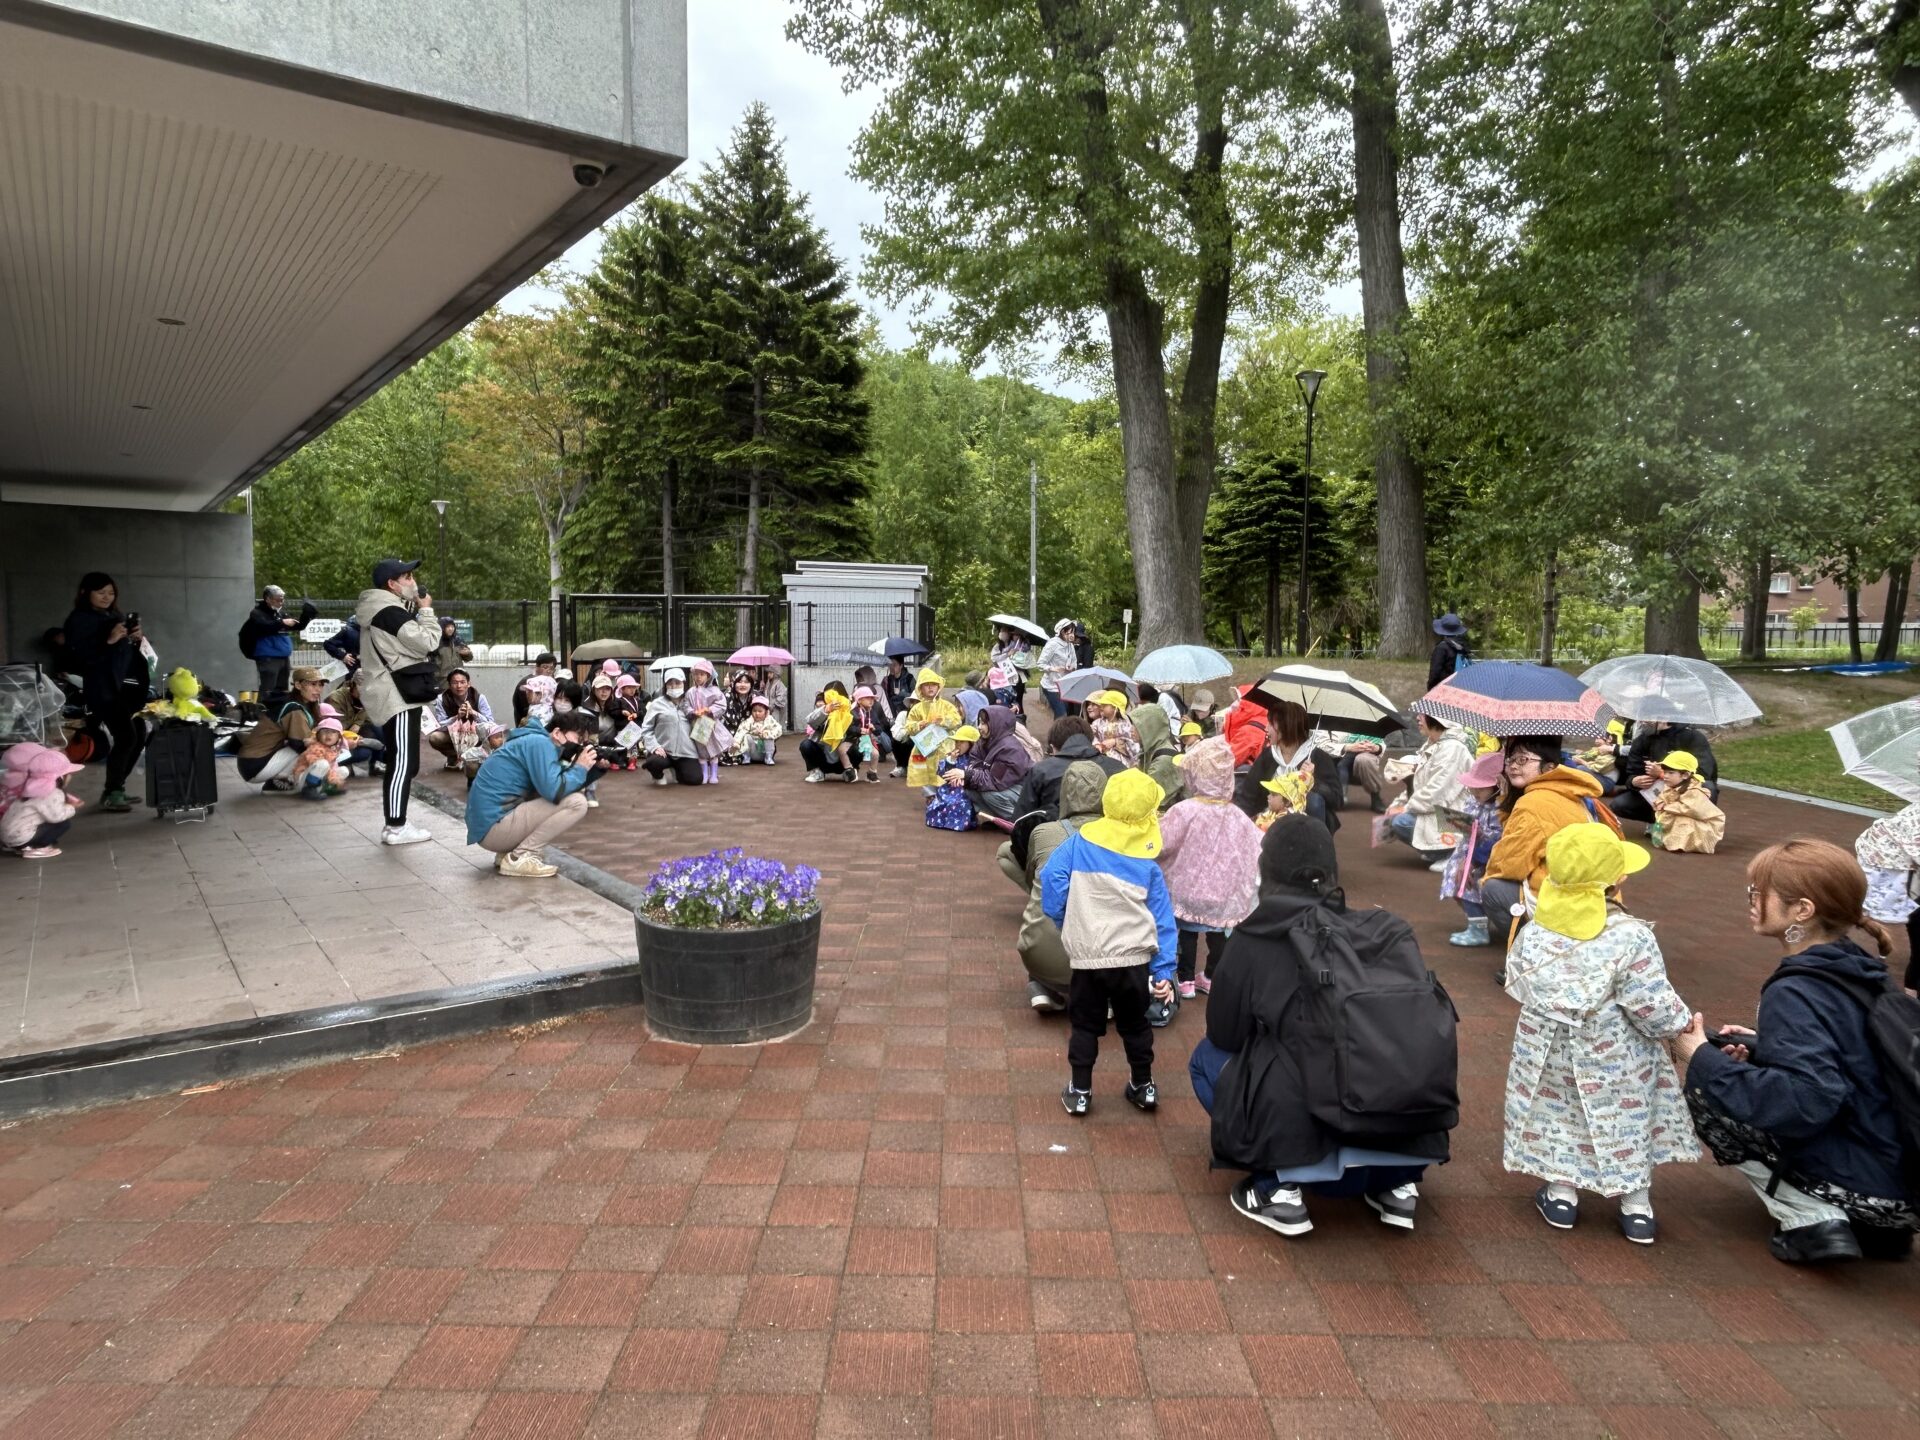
[1039,831,1177,983]
[1687,941,1910,1202]
[242,602,295,659]
[464,724,592,844]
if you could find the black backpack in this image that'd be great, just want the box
[1211,906,1460,1171]
[1765,965,1920,1191]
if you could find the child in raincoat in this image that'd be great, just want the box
[296,705,350,799]
[841,686,888,784]
[0,744,83,858]
[1439,749,1507,947]
[682,660,730,784]
[1501,826,1698,1245]
[1156,737,1263,1004]
[902,668,962,793]
[804,685,853,782]
[730,697,783,766]
[1647,751,1724,854]
[1180,721,1206,753]
[1256,771,1310,831]
[926,725,980,831]
[1087,690,1141,769]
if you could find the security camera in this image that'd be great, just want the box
[571,159,606,188]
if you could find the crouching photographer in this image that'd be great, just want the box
[465,708,605,879]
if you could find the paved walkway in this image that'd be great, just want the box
[0,753,1915,1439]
[0,762,633,1058]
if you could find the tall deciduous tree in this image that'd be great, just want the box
[693,104,870,624]
[789,0,1305,653]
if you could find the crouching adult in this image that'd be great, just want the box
[465,710,600,879]
[1190,816,1458,1237]
[1674,839,1918,1265]
[997,761,1110,1013]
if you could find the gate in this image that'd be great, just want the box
[561,594,783,664]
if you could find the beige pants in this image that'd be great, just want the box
[479,790,588,857]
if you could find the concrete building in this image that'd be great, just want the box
[0,0,686,692]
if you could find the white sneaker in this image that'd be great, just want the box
[889,767,905,779]
[380,822,432,846]
[805,771,823,784]
[585,796,600,808]
[496,849,557,878]
[1428,858,1450,873]
[655,774,670,786]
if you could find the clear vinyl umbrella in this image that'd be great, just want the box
[1133,645,1234,686]
[1828,697,1920,805]
[1579,654,1761,727]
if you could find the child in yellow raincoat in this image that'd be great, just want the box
[1647,751,1724,854]
[903,668,962,793]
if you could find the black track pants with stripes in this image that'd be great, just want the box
[380,707,422,827]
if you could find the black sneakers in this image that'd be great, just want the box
[1061,1085,1091,1117]
[1231,1180,1312,1237]
[1124,1079,1157,1112]
[1769,1219,1862,1265]
[1145,995,1179,1028]
[1027,980,1066,1013]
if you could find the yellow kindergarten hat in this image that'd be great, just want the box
[1180,721,1204,737]
[1259,772,1311,809]
[1092,689,1132,711]
[1534,826,1652,942]
[1606,720,1627,741]
[951,725,981,743]
[1656,750,1700,774]
[1083,770,1165,858]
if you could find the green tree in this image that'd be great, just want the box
[1202,453,1345,654]
[789,0,1308,654]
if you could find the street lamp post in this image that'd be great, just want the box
[1028,459,1038,623]
[430,499,450,602]
[1293,370,1326,656]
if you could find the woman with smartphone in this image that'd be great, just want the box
[62,571,152,812]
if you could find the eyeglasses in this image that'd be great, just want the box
[1504,753,1542,769]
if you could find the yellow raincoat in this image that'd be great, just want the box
[819,692,853,749]
[1650,775,1725,854]
[903,668,961,786]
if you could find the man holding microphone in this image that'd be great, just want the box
[353,559,442,846]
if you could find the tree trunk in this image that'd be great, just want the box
[1883,1,1920,121]
[661,460,678,598]
[1844,553,1862,663]
[1264,544,1279,658]
[1642,577,1703,657]
[1539,550,1560,667]
[1875,559,1913,661]
[736,375,766,647]
[1105,282,1200,654]
[1741,550,1771,664]
[1345,0,1429,660]
[547,519,565,652]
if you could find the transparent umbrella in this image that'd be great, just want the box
[1579,655,1761,727]
[1828,697,1920,805]
[1133,645,1234,686]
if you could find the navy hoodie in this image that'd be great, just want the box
[1686,941,1909,1202]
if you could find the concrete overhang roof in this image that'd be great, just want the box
[0,3,683,510]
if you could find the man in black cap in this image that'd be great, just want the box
[354,559,442,845]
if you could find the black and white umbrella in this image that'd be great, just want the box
[1252,664,1405,739]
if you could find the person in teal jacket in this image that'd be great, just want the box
[466,711,600,878]
[1041,769,1179,1118]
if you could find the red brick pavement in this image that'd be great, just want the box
[1,751,1916,1439]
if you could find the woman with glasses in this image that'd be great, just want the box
[1479,736,1624,952]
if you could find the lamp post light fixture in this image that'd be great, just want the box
[1293,369,1327,656]
[430,499,450,603]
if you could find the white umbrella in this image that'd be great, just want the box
[987,614,1049,644]
[646,654,708,677]
[1829,697,1920,805]
[1133,645,1234,686]
[1059,666,1137,704]
[1579,654,1761,727]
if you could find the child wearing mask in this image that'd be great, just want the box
[683,660,729,784]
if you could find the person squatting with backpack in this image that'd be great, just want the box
[1673,839,1920,1265]
[1189,814,1459,1237]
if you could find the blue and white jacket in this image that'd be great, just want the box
[1040,832,1178,981]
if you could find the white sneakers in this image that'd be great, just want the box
[804,771,824,783]
[380,822,432,846]
[496,849,557,878]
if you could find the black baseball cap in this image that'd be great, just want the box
[371,558,422,588]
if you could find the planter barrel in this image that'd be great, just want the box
[634,908,820,1045]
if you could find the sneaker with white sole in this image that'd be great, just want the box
[1365,1182,1419,1230]
[1231,1180,1312,1237]
[380,822,433,846]
[1428,857,1451,873]
[805,771,824,784]
[890,767,905,779]
[585,796,599,808]
[20,846,61,859]
[1027,980,1066,1012]
[496,849,558,878]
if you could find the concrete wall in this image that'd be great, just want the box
[1,502,255,697]
[27,0,688,160]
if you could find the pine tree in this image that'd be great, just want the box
[1202,453,1345,656]
[692,103,869,615]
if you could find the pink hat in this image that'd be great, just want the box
[20,748,82,799]
[750,695,770,709]
[853,686,875,700]
[600,659,622,677]
[316,703,342,722]
[1,742,51,799]
[524,675,557,698]
[614,674,639,692]
[1462,750,1505,789]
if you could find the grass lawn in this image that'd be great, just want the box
[1715,728,1900,813]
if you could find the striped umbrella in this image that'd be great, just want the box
[1414,661,1615,739]
[1252,665,1405,739]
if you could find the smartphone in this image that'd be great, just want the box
[1706,1030,1750,1049]
[125,611,140,630]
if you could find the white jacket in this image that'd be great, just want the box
[1403,728,1476,852]
[353,588,440,727]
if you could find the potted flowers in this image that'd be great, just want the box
[634,848,823,1044]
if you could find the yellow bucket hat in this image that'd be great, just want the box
[1259,772,1311,808]
[1605,719,1627,742]
[1475,731,1501,755]
[1083,770,1165,858]
[1180,721,1204,737]
[1656,749,1699,774]
[951,725,981,743]
[916,667,944,691]
[1534,825,1652,941]
[1092,689,1133,712]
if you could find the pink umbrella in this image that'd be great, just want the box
[728,645,795,667]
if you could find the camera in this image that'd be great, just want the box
[571,159,606,188]
[558,741,584,766]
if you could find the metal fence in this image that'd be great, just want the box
[560,594,784,666]
[288,598,559,670]
[789,602,936,666]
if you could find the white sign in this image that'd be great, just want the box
[302,619,344,642]
[1122,609,1133,625]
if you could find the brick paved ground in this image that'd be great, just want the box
[2,745,1916,1439]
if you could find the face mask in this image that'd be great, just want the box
[554,700,573,713]
[666,686,683,699]
[396,577,419,602]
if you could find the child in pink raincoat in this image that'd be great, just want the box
[1155,736,1265,1014]
[0,744,83,858]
